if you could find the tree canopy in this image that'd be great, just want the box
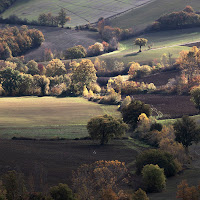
[134,38,148,52]
[173,115,200,153]
[87,114,128,145]
[121,100,151,130]
[58,8,71,28]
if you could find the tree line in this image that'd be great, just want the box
[0,0,16,14]
[0,25,44,60]
[151,6,200,31]
[0,8,71,28]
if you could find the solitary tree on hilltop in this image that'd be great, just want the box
[58,8,71,28]
[134,38,148,52]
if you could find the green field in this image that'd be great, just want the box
[0,97,120,139]
[110,0,200,29]
[1,0,153,27]
[99,27,200,64]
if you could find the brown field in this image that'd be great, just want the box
[134,69,180,86]
[0,139,139,189]
[133,94,198,119]
[24,26,100,61]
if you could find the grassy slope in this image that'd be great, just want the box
[1,0,152,27]
[110,0,200,29]
[0,97,120,139]
[98,27,200,65]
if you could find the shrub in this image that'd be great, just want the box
[142,164,166,192]
[132,188,149,200]
[49,183,76,200]
[136,149,180,177]
[87,42,104,56]
[121,100,151,130]
[65,45,86,60]
[152,6,200,30]
[99,89,121,105]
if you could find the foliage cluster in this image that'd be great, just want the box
[0,25,44,59]
[121,99,151,130]
[87,114,128,144]
[72,160,128,199]
[152,6,200,30]
[0,8,71,28]
[107,75,156,95]
[0,170,77,200]
[176,180,200,200]
[0,0,16,14]
[136,149,180,177]
[142,164,166,192]
[98,18,134,42]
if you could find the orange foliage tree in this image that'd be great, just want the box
[72,160,128,200]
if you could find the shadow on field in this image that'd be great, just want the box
[124,52,139,57]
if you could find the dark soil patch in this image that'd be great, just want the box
[134,69,180,86]
[0,139,138,190]
[133,94,198,118]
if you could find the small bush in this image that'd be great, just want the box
[132,188,149,200]
[142,164,166,192]
[136,149,180,177]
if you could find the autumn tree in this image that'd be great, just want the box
[34,75,50,96]
[132,188,149,200]
[72,160,128,200]
[46,59,66,77]
[87,42,104,56]
[44,48,54,61]
[176,180,200,200]
[142,164,166,193]
[65,45,87,60]
[87,114,128,145]
[190,86,200,112]
[72,59,97,93]
[58,8,71,28]
[173,115,200,153]
[134,38,148,52]
[27,29,45,47]
[121,100,151,130]
[176,47,200,79]
[19,74,34,95]
[98,17,105,35]
[0,67,22,96]
[26,60,39,75]
[183,5,195,13]
[2,170,27,200]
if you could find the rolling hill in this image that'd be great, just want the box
[109,0,200,30]
[1,0,155,27]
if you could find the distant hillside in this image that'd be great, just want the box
[1,0,154,27]
[0,0,16,14]
[109,0,200,30]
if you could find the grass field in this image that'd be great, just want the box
[1,0,154,27]
[0,97,120,139]
[110,0,200,29]
[98,27,200,65]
